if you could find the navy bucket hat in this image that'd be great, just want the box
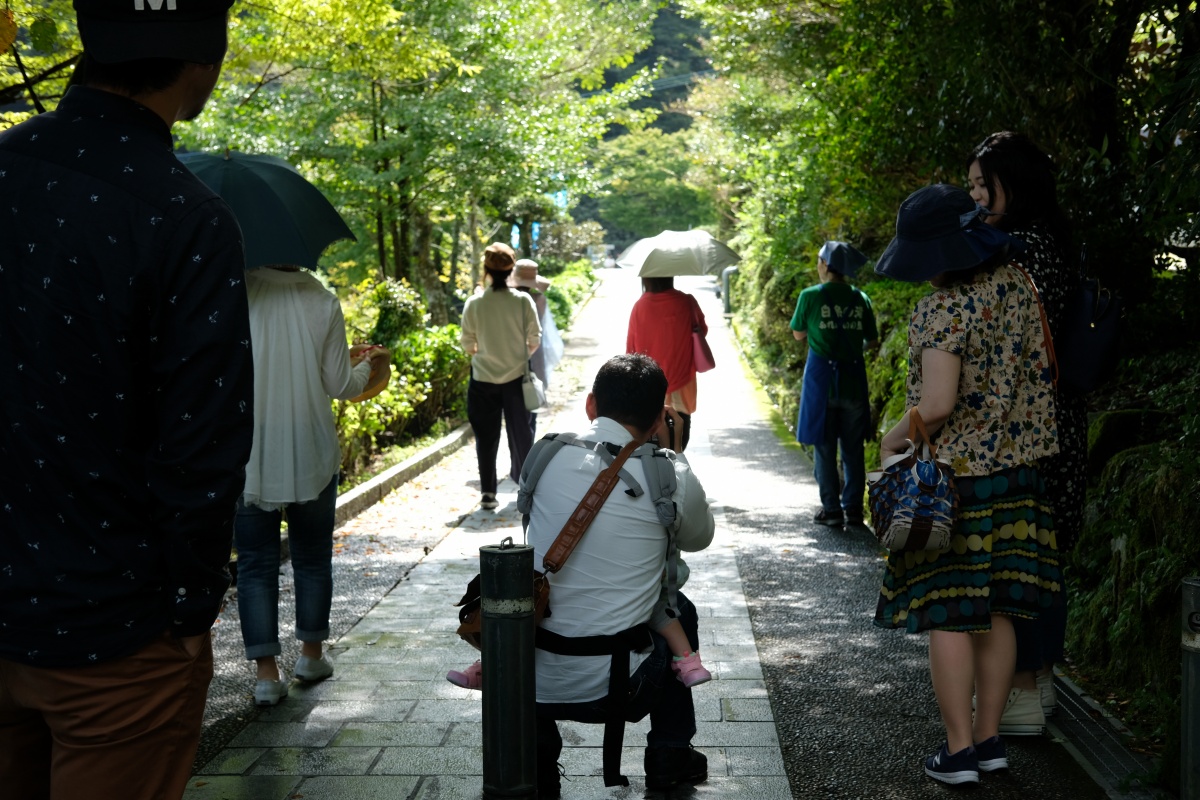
[74,0,234,64]
[818,240,869,277]
[874,184,1024,282]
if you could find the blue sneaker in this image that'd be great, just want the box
[924,742,980,785]
[974,735,1008,772]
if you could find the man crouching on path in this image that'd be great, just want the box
[525,353,715,797]
[0,1,252,798]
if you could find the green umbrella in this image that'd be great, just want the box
[178,151,356,270]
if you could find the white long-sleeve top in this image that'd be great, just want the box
[242,268,371,509]
[528,417,715,704]
[460,286,541,384]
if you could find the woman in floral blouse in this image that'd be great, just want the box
[872,184,1060,786]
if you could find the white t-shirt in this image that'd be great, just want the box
[529,417,715,704]
[460,287,541,384]
[242,268,371,508]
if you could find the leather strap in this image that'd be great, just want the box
[1013,265,1060,389]
[542,438,643,573]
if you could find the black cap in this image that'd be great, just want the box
[74,0,234,64]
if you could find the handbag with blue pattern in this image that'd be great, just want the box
[867,409,958,552]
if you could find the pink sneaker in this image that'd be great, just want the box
[671,652,712,687]
[446,659,482,690]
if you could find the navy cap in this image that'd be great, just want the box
[818,240,869,277]
[74,0,234,64]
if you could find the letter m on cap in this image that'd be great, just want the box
[134,0,179,9]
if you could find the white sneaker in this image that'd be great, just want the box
[294,653,334,682]
[1037,671,1057,716]
[254,678,289,706]
[998,687,1046,736]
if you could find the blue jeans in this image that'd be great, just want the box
[813,395,870,517]
[536,594,700,764]
[234,475,337,660]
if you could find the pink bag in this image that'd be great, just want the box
[690,297,715,373]
[692,328,715,372]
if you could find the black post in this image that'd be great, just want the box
[1183,577,1200,799]
[481,539,537,800]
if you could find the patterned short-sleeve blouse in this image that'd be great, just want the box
[906,262,1059,476]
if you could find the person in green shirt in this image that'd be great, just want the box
[789,241,879,527]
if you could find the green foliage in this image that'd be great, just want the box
[541,257,595,330]
[596,127,718,242]
[1,0,76,125]
[1067,437,1200,786]
[334,325,470,477]
[368,278,426,348]
[534,220,607,272]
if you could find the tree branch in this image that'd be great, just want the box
[0,52,78,107]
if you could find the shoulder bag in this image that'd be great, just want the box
[690,298,715,373]
[520,299,546,411]
[453,438,643,650]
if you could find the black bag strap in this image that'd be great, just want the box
[536,624,654,786]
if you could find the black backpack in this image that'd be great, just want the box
[1055,244,1123,395]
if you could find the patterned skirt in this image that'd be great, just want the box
[874,464,1062,634]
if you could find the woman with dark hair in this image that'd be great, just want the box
[967,132,1086,726]
[873,184,1061,785]
[460,243,541,509]
[626,277,707,414]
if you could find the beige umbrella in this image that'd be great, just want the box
[616,229,741,277]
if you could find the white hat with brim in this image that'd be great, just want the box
[512,259,550,291]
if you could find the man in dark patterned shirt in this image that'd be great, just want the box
[0,1,252,797]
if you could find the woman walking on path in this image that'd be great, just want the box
[967,131,1086,727]
[626,277,707,414]
[872,185,1061,785]
[511,258,563,440]
[460,243,542,509]
[237,264,392,707]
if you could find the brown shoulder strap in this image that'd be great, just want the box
[542,439,643,573]
[1012,265,1059,389]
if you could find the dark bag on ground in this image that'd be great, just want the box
[1055,245,1123,394]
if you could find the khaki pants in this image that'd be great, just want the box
[0,631,213,800]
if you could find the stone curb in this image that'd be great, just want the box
[332,423,474,529]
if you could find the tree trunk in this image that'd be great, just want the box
[374,206,387,280]
[371,82,388,280]
[416,212,449,326]
[468,202,482,291]
[448,216,462,295]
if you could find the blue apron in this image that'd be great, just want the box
[795,284,870,444]
[795,350,869,445]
